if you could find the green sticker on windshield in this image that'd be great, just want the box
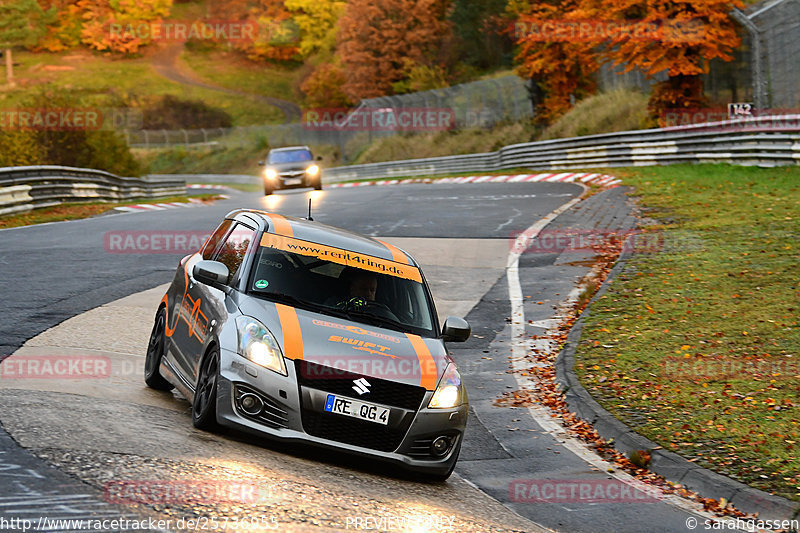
[255,279,269,289]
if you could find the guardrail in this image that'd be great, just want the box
[0,166,186,216]
[323,115,800,182]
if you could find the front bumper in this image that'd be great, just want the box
[215,348,467,475]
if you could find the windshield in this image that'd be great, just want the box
[268,149,313,164]
[247,235,436,337]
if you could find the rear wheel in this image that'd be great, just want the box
[192,347,220,430]
[144,308,173,391]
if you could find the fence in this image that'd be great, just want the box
[124,75,533,161]
[0,166,186,216]
[322,114,800,182]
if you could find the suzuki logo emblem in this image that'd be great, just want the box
[352,378,371,395]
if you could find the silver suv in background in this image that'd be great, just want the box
[258,146,322,195]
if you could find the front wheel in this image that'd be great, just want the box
[264,185,273,196]
[144,308,174,391]
[313,179,322,191]
[192,347,220,430]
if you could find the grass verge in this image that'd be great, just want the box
[574,164,800,501]
[0,194,218,230]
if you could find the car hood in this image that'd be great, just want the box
[238,297,448,391]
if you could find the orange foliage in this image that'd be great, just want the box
[596,0,743,123]
[301,63,353,108]
[513,2,599,124]
[336,0,452,101]
[211,0,300,63]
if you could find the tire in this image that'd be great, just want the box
[264,185,273,196]
[144,308,174,391]
[192,346,220,430]
[314,179,322,191]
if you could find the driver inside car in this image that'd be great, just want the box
[337,268,378,308]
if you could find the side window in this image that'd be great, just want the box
[202,220,233,260]
[215,223,257,285]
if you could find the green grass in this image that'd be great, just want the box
[183,50,303,106]
[541,88,653,140]
[0,50,293,126]
[574,164,800,500]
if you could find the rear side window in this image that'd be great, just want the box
[215,224,257,285]
[202,220,233,260]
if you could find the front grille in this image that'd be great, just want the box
[295,360,426,410]
[296,360,428,452]
[233,384,289,429]
[300,409,410,452]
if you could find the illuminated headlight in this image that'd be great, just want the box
[235,316,286,375]
[305,164,320,176]
[264,168,278,181]
[428,364,463,409]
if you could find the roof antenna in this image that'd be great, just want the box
[307,198,314,221]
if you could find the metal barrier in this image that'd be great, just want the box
[0,166,186,216]
[323,115,800,182]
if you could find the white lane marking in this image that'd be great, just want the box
[504,192,750,529]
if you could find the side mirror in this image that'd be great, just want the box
[442,316,470,342]
[193,260,229,289]
[316,156,323,161]
[257,160,265,166]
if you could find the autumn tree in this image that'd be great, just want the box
[300,63,353,108]
[285,0,346,58]
[0,0,54,85]
[450,0,512,70]
[36,0,82,52]
[211,0,300,62]
[597,0,743,124]
[78,0,172,54]
[512,0,599,124]
[337,0,452,100]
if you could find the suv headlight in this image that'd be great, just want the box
[265,169,278,181]
[428,363,464,409]
[236,316,287,376]
[305,164,320,176]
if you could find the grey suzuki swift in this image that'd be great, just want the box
[144,209,470,480]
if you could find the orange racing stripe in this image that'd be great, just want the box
[405,333,437,390]
[265,213,293,237]
[275,303,304,360]
[375,239,410,265]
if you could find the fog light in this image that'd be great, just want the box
[240,393,263,416]
[431,436,451,457]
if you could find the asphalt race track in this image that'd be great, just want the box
[0,183,743,533]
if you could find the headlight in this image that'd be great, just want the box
[428,363,463,409]
[265,169,278,181]
[235,316,287,375]
[305,164,320,176]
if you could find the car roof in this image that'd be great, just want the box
[226,209,417,267]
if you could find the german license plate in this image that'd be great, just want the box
[284,178,302,186]
[324,394,390,425]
